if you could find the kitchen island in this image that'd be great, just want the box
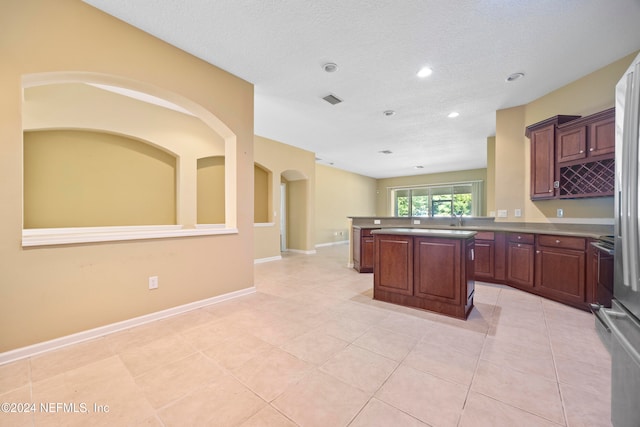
[372,228,476,319]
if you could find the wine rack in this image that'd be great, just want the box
[558,159,615,198]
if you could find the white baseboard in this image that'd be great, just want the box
[254,255,282,264]
[315,240,349,248]
[285,249,317,255]
[0,286,256,366]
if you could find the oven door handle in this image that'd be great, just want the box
[590,304,611,333]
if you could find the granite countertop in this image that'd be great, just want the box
[371,227,477,239]
[353,222,611,239]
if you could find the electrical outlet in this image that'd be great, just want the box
[373,219,381,225]
[497,210,508,218]
[514,209,522,217]
[413,219,421,225]
[557,208,564,218]
[149,276,158,290]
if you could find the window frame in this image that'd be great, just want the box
[390,181,482,218]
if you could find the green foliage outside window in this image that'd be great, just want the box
[393,185,475,217]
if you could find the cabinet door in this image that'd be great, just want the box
[414,237,461,304]
[361,236,375,272]
[374,235,413,296]
[535,247,585,305]
[507,242,535,288]
[530,125,556,199]
[474,239,495,280]
[557,126,587,163]
[588,116,615,157]
[352,228,362,271]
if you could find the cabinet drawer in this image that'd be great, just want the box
[475,231,495,241]
[538,235,586,251]
[508,233,535,244]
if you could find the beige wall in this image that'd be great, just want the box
[494,51,638,222]
[376,169,488,216]
[253,135,315,260]
[0,0,254,352]
[486,136,496,214]
[197,156,226,224]
[254,164,270,223]
[24,129,177,228]
[315,164,377,245]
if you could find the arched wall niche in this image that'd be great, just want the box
[254,162,272,224]
[21,71,239,246]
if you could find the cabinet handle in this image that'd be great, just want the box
[548,189,553,192]
[536,250,540,254]
[590,147,594,152]
[555,239,561,244]
[517,244,521,248]
[579,150,584,153]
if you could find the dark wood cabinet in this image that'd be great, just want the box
[414,237,462,303]
[557,126,587,163]
[530,123,557,200]
[506,233,535,289]
[474,231,495,280]
[588,113,615,157]
[373,231,475,319]
[526,115,580,200]
[526,109,614,200]
[374,234,413,295]
[535,235,586,306]
[557,108,615,163]
[555,108,615,199]
[353,227,377,272]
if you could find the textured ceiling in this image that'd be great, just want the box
[83,0,640,178]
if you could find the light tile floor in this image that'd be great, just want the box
[0,244,612,426]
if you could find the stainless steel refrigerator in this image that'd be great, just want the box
[595,51,640,427]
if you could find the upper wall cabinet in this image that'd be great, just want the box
[526,115,580,200]
[525,108,615,200]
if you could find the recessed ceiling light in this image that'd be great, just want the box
[506,72,525,82]
[415,165,424,169]
[323,62,338,73]
[448,112,460,118]
[417,66,433,78]
[383,110,396,116]
[378,150,393,154]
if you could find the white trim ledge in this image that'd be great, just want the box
[22,225,239,247]
[0,286,256,366]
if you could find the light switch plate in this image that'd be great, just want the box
[514,209,522,217]
[373,219,381,224]
[497,210,508,218]
[557,208,564,218]
[413,219,421,224]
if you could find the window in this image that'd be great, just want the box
[392,181,483,217]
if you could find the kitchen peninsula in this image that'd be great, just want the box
[372,228,476,320]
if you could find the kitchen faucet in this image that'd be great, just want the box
[453,213,463,227]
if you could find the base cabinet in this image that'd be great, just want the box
[535,235,587,307]
[374,233,474,319]
[506,233,535,289]
[353,227,377,273]
[474,231,495,281]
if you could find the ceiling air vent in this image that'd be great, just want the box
[322,94,343,105]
